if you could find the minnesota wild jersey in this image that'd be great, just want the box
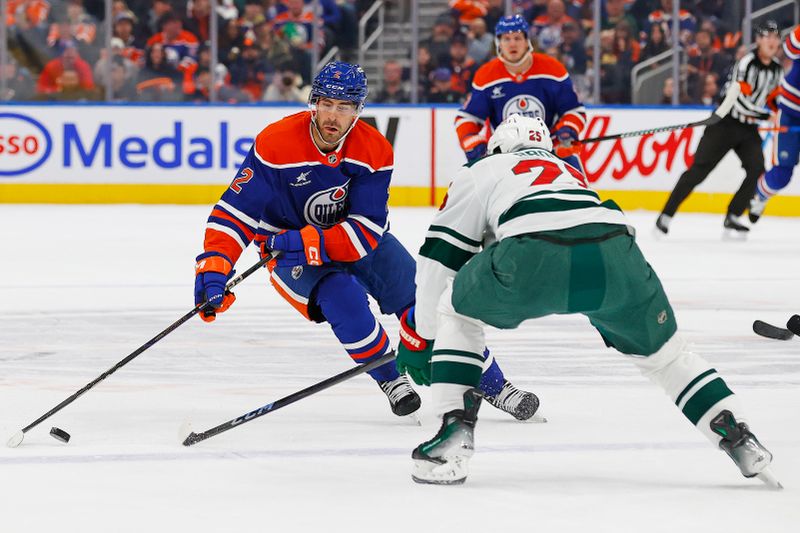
[414,148,628,339]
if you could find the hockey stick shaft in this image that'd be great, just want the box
[583,81,741,144]
[182,351,397,446]
[14,253,274,438]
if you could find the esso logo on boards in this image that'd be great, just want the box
[0,112,52,177]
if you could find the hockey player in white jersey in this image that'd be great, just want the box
[396,114,780,488]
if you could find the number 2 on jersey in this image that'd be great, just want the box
[511,160,587,188]
[230,167,254,193]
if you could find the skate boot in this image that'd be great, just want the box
[723,213,750,233]
[748,195,767,224]
[654,214,671,235]
[710,410,782,488]
[378,373,421,416]
[485,380,540,421]
[412,388,483,485]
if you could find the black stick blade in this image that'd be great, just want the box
[753,320,794,340]
[787,315,800,337]
[182,432,202,447]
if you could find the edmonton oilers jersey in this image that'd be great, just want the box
[455,53,586,155]
[202,112,393,265]
[778,26,800,118]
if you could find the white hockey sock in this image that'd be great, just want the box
[429,282,487,417]
[630,333,744,445]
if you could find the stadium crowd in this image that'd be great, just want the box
[0,0,793,104]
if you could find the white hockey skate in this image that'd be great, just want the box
[486,380,544,422]
[378,373,421,417]
[710,410,782,489]
[412,389,483,485]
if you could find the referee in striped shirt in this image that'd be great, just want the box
[656,21,783,234]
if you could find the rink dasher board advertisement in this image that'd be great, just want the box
[1,103,798,215]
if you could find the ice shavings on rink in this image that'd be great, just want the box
[0,205,798,532]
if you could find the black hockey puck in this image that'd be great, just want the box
[49,427,71,443]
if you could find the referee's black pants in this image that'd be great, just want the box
[661,115,764,217]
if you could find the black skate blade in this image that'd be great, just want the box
[753,320,794,341]
[787,315,800,337]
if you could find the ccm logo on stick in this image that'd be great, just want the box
[0,113,52,176]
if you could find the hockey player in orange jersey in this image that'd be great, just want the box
[455,14,586,169]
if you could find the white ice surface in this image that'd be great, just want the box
[0,205,798,533]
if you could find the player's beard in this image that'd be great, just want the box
[313,114,356,147]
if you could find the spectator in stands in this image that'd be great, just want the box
[417,44,435,98]
[255,22,293,72]
[146,11,200,69]
[36,41,94,94]
[263,61,304,102]
[559,21,586,75]
[483,0,504,34]
[228,41,272,101]
[645,0,696,46]
[447,32,478,96]
[113,10,145,65]
[143,0,175,41]
[603,0,638,34]
[531,0,576,47]
[599,29,628,103]
[272,0,316,50]
[466,17,492,64]
[185,0,218,43]
[374,60,410,103]
[317,0,342,52]
[426,67,461,103]
[614,20,641,64]
[640,20,669,63]
[272,0,317,83]
[449,0,488,28]
[0,56,36,101]
[47,0,98,62]
[239,0,268,35]
[94,37,138,89]
[697,72,719,106]
[219,18,246,64]
[660,76,691,104]
[423,15,457,67]
[106,54,139,101]
[37,67,98,100]
[8,0,53,71]
[686,29,731,101]
[136,42,183,101]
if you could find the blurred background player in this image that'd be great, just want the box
[399,115,778,488]
[193,61,538,420]
[655,21,782,235]
[750,24,800,223]
[454,14,586,169]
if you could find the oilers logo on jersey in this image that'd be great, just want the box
[304,183,349,227]
[502,95,545,120]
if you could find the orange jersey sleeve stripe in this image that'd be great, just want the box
[204,230,244,266]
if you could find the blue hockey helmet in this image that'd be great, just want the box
[310,61,369,111]
[495,15,530,37]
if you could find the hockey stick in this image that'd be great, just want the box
[6,253,275,448]
[583,81,741,144]
[752,320,794,341]
[181,351,397,446]
[787,315,800,336]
